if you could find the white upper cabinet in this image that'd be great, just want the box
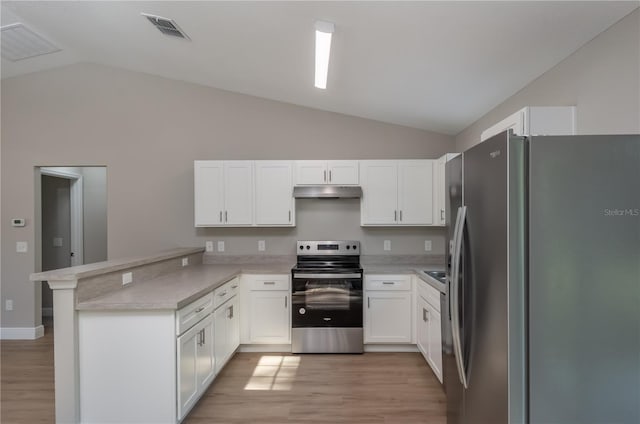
[254,161,295,226]
[194,160,253,227]
[480,106,576,141]
[294,160,359,185]
[433,153,459,226]
[361,160,434,226]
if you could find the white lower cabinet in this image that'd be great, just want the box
[177,313,215,420]
[364,275,413,344]
[416,279,443,383]
[245,275,291,344]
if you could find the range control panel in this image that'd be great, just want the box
[296,240,360,256]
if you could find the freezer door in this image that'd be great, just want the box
[461,132,510,424]
[528,135,640,424]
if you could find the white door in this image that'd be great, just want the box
[398,160,434,225]
[255,161,294,225]
[249,291,290,344]
[360,161,398,225]
[194,161,224,226]
[223,161,253,225]
[327,160,359,185]
[294,160,327,185]
[177,323,200,420]
[416,296,430,360]
[365,291,412,343]
[214,304,229,374]
[427,308,443,383]
[197,315,216,388]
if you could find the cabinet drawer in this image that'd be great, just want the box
[248,275,289,291]
[177,293,214,335]
[365,275,411,291]
[214,277,239,308]
[417,278,441,312]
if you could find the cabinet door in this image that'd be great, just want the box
[327,160,359,185]
[228,296,240,353]
[434,156,447,226]
[214,304,229,374]
[398,160,434,225]
[194,161,224,226]
[223,161,253,225]
[364,291,412,343]
[198,315,216,388]
[177,324,199,420]
[249,291,290,344]
[427,308,443,383]
[294,161,327,185]
[360,161,398,225]
[255,161,294,225]
[416,295,430,360]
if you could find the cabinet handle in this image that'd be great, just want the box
[195,306,205,313]
[367,297,370,309]
[219,211,223,223]
[284,296,288,308]
[202,328,205,345]
[198,329,203,346]
[441,209,445,221]
[329,170,332,182]
[423,308,428,322]
[263,281,276,285]
[289,210,291,222]
[225,211,228,222]
[324,170,327,182]
[228,305,233,319]
[231,285,238,289]
[218,291,227,297]
[394,210,397,221]
[382,281,395,285]
[400,210,403,221]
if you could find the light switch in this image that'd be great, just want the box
[383,240,391,251]
[217,241,225,252]
[258,240,266,251]
[53,237,63,247]
[205,241,214,252]
[16,241,28,253]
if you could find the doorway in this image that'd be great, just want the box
[37,167,107,320]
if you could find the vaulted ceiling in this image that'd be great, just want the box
[1,1,637,135]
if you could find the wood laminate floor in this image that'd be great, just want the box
[1,323,445,423]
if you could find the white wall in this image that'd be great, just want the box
[456,9,640,151]
[1,63,452,329]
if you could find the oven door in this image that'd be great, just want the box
[291,273,363,328]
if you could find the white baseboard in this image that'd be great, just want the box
[1,325,45,340]
[238,344,292,353]
[42,307,54,317]
[364,344,419,353]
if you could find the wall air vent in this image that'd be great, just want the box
[142,13,190,40]
[1,23,60,61]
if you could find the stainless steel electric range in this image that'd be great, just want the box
[291,240,364,353]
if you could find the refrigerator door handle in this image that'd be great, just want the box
[451,205,469,389]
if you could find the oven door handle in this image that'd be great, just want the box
[293,273,362,279]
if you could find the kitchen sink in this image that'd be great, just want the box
[424,270,447,283]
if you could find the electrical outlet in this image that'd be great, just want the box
[205,241,214,252]
[258,240,266,251]
[217,241,225,252]
[53,237,63,247]
[384,240,391,251]
[122,272,133,285]
[181,257,188,267]
[16,241,28,253]
[5,300,13,311]
[424,240,432,251]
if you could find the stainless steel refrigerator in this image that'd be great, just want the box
[443,131,640,424]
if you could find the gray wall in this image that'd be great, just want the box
[456,9,640,151]
[1,63,452,329]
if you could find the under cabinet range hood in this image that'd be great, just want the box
[293,185,362,199]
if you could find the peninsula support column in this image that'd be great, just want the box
[48,280,80,424]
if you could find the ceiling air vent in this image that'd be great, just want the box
[142,13,190,40]
[1,23,60,61]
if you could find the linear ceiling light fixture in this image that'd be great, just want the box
[314,20,335,89]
